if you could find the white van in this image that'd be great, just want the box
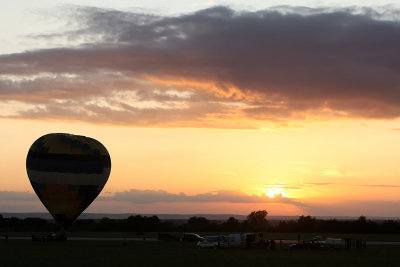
[197,235,225,249]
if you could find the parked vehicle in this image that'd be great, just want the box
[343,238,366,249]
[182,233,203,242]
[323,238,346,249]
[289,240,323,250]
[197,235,225,249]
[224,234,245,248]
[289,235,324,250]
[223,233,257,248]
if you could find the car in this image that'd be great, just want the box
[182,233,203,242]
[197,235,225,249]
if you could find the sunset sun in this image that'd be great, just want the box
[264,187,287,199]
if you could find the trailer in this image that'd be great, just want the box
[223,233,261,248]
[224,234,245,248]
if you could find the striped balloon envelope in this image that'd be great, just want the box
[26,133,111,229]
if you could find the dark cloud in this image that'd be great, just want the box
[102,189,302,205]
[1,6,400,126]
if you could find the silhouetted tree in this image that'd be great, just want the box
[185,216,213,231]
[223,216,240,231]
[23,218,47,231]
[247,210,269,231]
[97,217,114,231]
[125,215,161,231]
[72,219,96,231]
[297,215,316,232]
[2,212,400,234]
[358,216,367,223]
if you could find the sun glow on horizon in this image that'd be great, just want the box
[263,186,288,199]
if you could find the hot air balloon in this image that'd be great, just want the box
[26,133,111,230]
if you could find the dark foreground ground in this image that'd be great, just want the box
[0,239,399,267]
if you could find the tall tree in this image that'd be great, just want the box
[247,210,269,231]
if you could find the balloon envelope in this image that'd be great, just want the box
[26,133,111,228]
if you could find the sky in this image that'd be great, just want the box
[1,0,400,217]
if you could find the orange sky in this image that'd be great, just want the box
[1,117,400,216]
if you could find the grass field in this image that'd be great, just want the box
[0,239,399,267]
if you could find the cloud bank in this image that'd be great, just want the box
[104,189,300,204]
[1,6,400,127]
[1,189,400,216]
[0,189,298,204]
[0,191,38,201]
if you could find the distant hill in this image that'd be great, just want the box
[0,212,247,221]
[1,212,400,221]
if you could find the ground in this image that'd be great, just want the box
[0,238,399,267]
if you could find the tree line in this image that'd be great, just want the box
[1,211,400,234]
